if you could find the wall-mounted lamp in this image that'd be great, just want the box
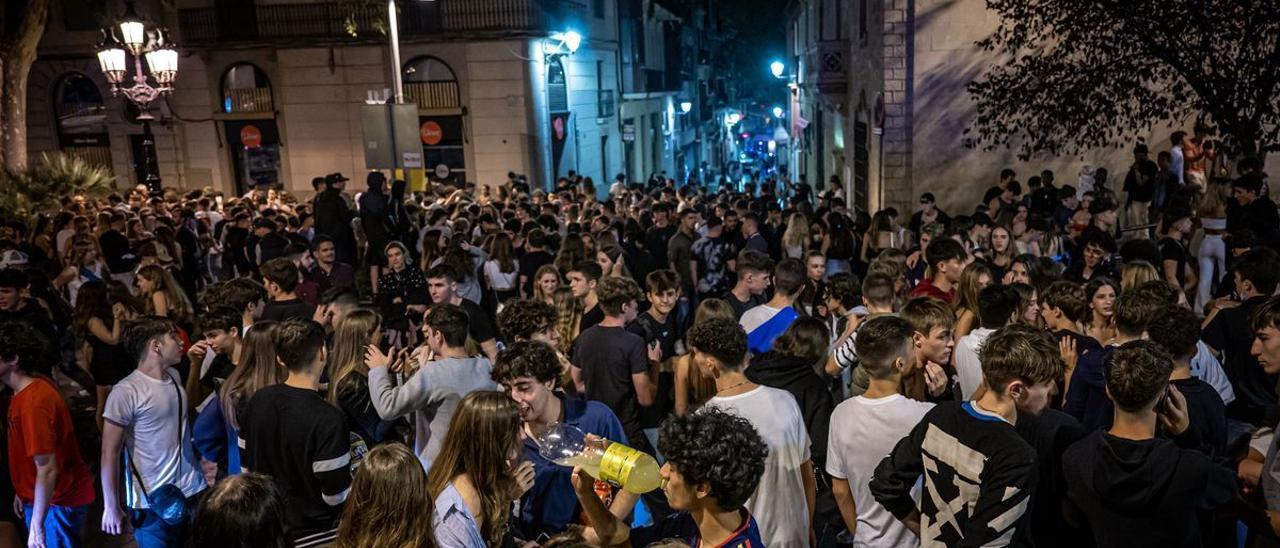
[545,30,583,57]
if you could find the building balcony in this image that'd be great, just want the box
[223,87,274,114]
[803,39,849,106]
[178,0,587,46]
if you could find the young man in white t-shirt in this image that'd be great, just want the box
[688,317,816,548]
[827,316,933,547]
[101,316,208,547]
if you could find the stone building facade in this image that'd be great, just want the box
[786,0,1244,215]
[24,0,636,196]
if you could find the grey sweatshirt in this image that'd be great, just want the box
[367,356,497,470]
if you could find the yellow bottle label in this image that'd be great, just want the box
[598,442,645,487]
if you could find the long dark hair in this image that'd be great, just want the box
[72,280,112,338]
[426,392,521,546]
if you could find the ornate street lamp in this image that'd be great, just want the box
[95,1,178,194]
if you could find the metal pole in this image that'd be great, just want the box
[388,0,404,104]
[141,119,162,195]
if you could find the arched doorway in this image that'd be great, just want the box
[220,63,281,194]
[403,56,465,186]
[53,72,112,169]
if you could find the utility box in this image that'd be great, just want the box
[362,103,422,170]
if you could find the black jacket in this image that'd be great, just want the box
[745,351,834,471]
[313,189,357,264]
[358,190,392,248]
[1063,429,1236,548]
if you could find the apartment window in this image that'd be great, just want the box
[221,63,274,114]
[593,0,605,18]
[402,56,461,110]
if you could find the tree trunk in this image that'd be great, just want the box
[0,0,53,171]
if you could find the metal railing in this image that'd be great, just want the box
[223,87,274,114]
[62,147,114,171]
[179,0,586,44]
[405,81,461,110]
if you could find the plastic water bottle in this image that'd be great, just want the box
[536,423,662,494]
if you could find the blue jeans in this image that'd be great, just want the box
[22,503,89,548]
[131,506,190,548]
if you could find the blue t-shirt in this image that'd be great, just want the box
[630,509,763,547]
[741,305,800,355]
[517,394,629,539]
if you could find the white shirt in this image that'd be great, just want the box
[955,327,994,399]
[1171,145,1186,184]
[827,394,933,548]
[102,367,208,508]
[55,229,76,257]
[483,259,518,291]
[1192,340,1236,405]
[706,386,812,548]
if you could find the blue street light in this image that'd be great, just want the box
[769,60,785,79]
[772,106,784,118]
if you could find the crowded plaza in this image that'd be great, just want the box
[4,0,1280,546]
[0,134,1278,547]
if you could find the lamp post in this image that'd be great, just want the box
[96,0,177,195]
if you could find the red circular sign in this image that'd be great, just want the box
[240,125,262,149]
[420,121,443,146]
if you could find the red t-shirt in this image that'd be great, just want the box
[7,378,96,506]
[909,278,956,305]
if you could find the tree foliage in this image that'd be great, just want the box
[0,153,117,219]
[966,0,1280,160]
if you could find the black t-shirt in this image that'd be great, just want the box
[260,298,316,323]
[723,291,764,320]
[571,325,650,438]
[982,185,1004,206]
[241,384,352,539]
[793,182,813,203]
[1015,409,1088,548]
[1158,236,1191,283]
[99,229,136,274]
[627,310,679,360]
[628,312,678,431]
[1203,296,1276,426]
[580,304,605,333]
[518,250,554,295]
[456,297,497,343]
[203,353,237,392]
[1170,377,1227,458]
[645,225,678,272]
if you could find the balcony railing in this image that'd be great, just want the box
[804,39,849,98]
[179,0,587,45]
[223,87,274,114]
[406,81,461,110]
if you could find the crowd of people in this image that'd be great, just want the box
[0,129,1277,548]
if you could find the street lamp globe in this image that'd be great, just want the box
[772,106,784,118]
[769,60,785,79]
[95,30,127,86]
[117,1,147,55]
[563,31,582,54]
[144,30,178,89]
[680,101,692,114]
